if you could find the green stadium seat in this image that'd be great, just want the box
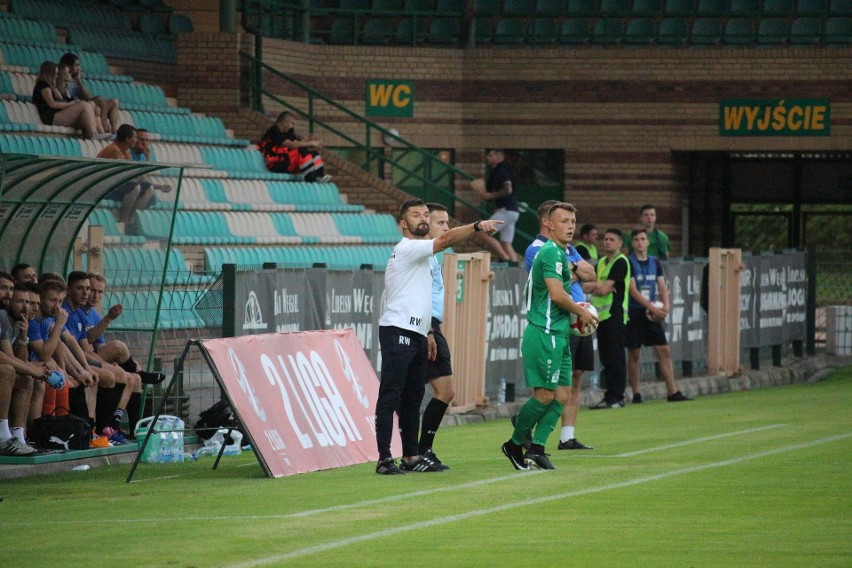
[657,18,690,44]
[339,0,371,9]
[504,0,535,16]
[723,17,755,43]
[568,0,600,13]
[696,0,728,15]
[168,14,194,34]
[475,0,504,16]
[796,0,827,14]
[329,18,356,44]
[592,18,624,44]
[729,0,760,15]
[373,0,403,11]
[757,18,789,44]
[0,134,83,156]
[494,19,527,44]
[829,0,852,13]
[824,16,852,44]
[762,0,794,13]
[624,18,657,44]
[0,14,57,45]
[436,0,464,11]
[362,18,393,44]
[690,17,722,43]
[474,19,494,44]
[559,18,592,44]
[789,17,821,43]
[600,0,629,14]
[403,0,435,10]
[663,0,696,15]
[396,18,429,44]
[139,13,168,35]
[632,0,664,14]
[536,0,568,15]
[527,18,559,44]
[428,18,460,44]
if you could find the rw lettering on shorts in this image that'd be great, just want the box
[398,335,410,345]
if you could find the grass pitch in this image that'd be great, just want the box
[2,366,850,568]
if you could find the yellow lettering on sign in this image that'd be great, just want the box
[771,100,786,130]
[724,106,745,130]
[392,85,411,108]
[811,106,826,130]
[787,106,803,130]
[744,106,759,129]
[369,84,394,107]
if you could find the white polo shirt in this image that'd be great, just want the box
[379,237,434,336]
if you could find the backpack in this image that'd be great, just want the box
[194,400,236,440]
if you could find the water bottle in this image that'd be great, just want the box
[172,417,185,463]
[498,378,507,404]
[223,430,243,456]
[157,416,173,463]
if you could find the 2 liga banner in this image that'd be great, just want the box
[202,329,399,478]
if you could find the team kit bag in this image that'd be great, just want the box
[30,410,92,450]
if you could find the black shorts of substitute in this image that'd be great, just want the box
[426,317,452,380]
[625,307,668,349]
[569,333,595,372]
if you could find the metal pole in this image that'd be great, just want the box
[220,0,236,33]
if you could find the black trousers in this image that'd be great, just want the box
[376,326,427,461]
[597,316,627,403]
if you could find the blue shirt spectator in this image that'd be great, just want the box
[524,234,585,302]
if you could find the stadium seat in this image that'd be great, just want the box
[829,0,852,12]
[139,13,168,35]
[475,0,503,16]
[789,17,822,43]
[493,19,527,44]
[504,0,535,15]
[474,19,494,44]
[0,14,58,45]
[403,0,435,10]
[663,0,696,15]
[396,18,429,44]
[696,0,728,15]
[757,17,789,45]
[568,0,600,13]
[168,14,194,34]
[329,18,357,44]
[428,18,460,44]
[592,18,624,44]
[723,17,756,43]
[762,0,794,13]
[690,17,723,43]
[657,18,690,44]
[729,0,761,15]
[624,18,658,44]
[795,0,827,14]
[824,16,852,45]
[373,0,403,11]
[527,18,559,44]
[361,18,393,44]
[535,0,568,15]
[559,18,592,45]
[632,0,664,14]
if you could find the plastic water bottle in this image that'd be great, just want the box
[223,430,243,456]
[72,464,90,471]
[157,417,173,463]
[498,378,507,404]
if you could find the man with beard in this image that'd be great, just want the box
[375,198,501,474]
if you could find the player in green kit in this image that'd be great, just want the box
[501,203,598,471]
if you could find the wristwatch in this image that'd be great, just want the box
[15,336,29,346]
[570,262,578,273]
[473,220,482,232]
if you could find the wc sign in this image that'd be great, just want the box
[365,80,413,117]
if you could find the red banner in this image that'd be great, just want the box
[203,329,399,478]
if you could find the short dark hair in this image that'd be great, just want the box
[39,279,66,294]
[39,272,65,286]
[632,227,648,238]
[13,282,29,293]
[59,52,79,68]
[605,228,623,240]
[276,111,293,123]
[0,271,14,284]
[580,224,597,237]
[66,271,90,287]
[87,273,107,286]
[425,202,448,213]
[640,204,656,213]
[536,200,559,221]
[10,263,31,280]
[548,202,577,217]
[23,282,41,294]
[398,198,425,220]
[115,124,136,143]
[135,128,148,135]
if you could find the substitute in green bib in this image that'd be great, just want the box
[501,203,598,472]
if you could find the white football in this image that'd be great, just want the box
[570,302,599,337]
[646,300,664,321]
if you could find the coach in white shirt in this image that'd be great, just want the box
[375,198,501,475]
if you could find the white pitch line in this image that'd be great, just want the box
[223,431,852,568]
[614,423,786,457]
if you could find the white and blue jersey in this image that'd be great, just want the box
[628,255,664,308]
[430,255,444,323]
[525,234,585,302]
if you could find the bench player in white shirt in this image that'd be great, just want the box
[375,198,501,475]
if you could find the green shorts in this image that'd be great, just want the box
[521,324,572,390]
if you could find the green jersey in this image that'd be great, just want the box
[525,240,573,336]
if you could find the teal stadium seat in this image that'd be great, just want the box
[0,134,83,156]
[658,18,690,44]
[696,0,728,15]
[729,0,761,15]
[504,0,535,16]
[87,208,146,244]
[139,13,168,35]
[592,18,624,44]
[663,0,696,15]
[724,17,755,43]
[373,0,403,12]
[0,14,58,45]
[329,18,357,44]
[168,14,194,34]
[362,18,393,44]
[403,0,435,11]
[789,17,821,43]
[535,0,568,15]
[600,0,630,14]
[762,0,794,13]
[796,0,827,14]
[824,17,852,45]
[624,18,657,44]
[494,19,527,44]
[10,0,131,31]
[475,0,504,16]
[559,18,592,45]
[757,18,789,45]
[428,18,460,44]
[474,19,494,44]
[527,18,559,44]
[396,18,429,44]
[632,0,664,14]
[690,17,722,43]
[829,0,852,13]
[568,0,600,14]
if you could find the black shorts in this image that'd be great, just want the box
[107,181,138,202]
[569,333,595,372]
[625,308,668,349]
[426,317,452,380]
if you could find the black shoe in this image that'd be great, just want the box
[376,458,406,475]
[422,449,450,471]
[501,440,530,471]
[139,371,166,385]
[632,393,643,404]
[510,413,533,450]
[590,398,624,410]
[525,452,557,470]
[400,453,445,472]
[667,391,692,402]
[558,438,594,450]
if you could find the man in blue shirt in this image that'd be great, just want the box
[521,200,597,451]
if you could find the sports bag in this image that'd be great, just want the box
[194,399,236,440]
[30,409,92,451]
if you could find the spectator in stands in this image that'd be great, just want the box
[11,264,37,284]
[258,111,332,182]
[130,128,173,193]
[64,272,138,443]
[0,276,51,455]
[625,204,671,260]
[470,149,520,263]
[32,61,105,141]
[59,53,120,135]
[97,124,152,225]
[57,60,109,138]
[626,229,691,404]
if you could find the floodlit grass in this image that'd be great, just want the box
[2,367,850,567]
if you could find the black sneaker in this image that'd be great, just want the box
[632,393,643,404]
[399,454,445,472]
[139,371,166,385]
[375,458,406,475]
[557,438,594,450]
[501,440,530,471]
[510,413,533,450]
[590,398,624,410]
[525,452,557,470]
[667,391,692,402]
[423,449,450,471]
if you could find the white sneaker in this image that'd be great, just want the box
[0,438,37,456]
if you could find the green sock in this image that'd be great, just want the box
[532,399,564,446]
[511,398,549,446]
